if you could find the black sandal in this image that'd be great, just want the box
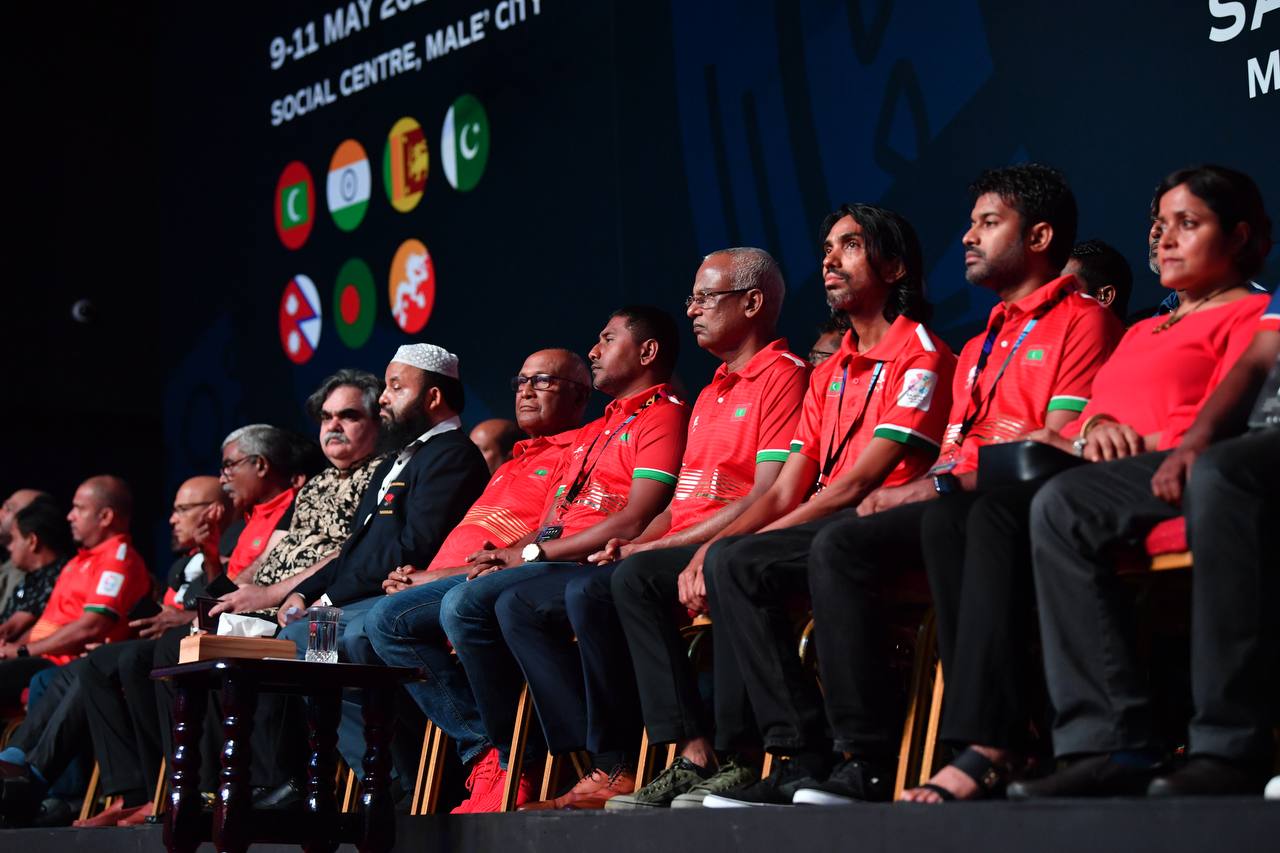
[915,748,1008,802]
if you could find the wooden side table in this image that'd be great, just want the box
[152,657,421,853]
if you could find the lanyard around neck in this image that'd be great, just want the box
[817,361,884,490]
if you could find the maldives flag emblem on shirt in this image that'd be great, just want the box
[274,161,315,250]
[279,274,322,364]
[384,117,428,213]
[327,139,371,232]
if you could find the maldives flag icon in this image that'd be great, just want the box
[333,257,375,349]
[279,274,322,364]
[274,161,315,250]
[383,117,428,213]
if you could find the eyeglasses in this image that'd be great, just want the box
[219,455,260,476]
[172,501,214,514]
[510,374,586,392]
[808,349,836,364]
[684,287,756,309]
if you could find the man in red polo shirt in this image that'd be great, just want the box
[373,306,688,813]
[492,248,809,811]
[0,476,148,701]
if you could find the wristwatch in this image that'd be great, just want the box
[1072,436,1088,457]
[521,543,545,563]
[932,473,959,495]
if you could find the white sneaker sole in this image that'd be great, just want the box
[791,788,857,806]
[702,793,789,808]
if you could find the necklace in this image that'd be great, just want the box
[1151,285,1237,334]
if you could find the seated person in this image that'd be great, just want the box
[368,308,688,813]
[1063,239,1133,318]
[0,476,148,703]
[807,312,848,365]
[500,248,808,811]
[0,497,71,646]
[1007,164,1272,798]
[682,204,955,808]
[469,418,522,475]
[0,491,52,618]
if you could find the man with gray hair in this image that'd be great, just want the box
[500,247,811,810]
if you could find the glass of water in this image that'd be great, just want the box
[305,605,342,663]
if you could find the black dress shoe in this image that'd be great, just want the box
[253,777,305,810]
[30,797,75,828]
[1006,753,1159,800]
[0,776,41,827]
[1148,756,1263,797]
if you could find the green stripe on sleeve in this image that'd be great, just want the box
[872,425,941,452]
[84,604,120,621]
[633,467,677,485]
[755,449,790,463]
[1047,395,1089,412]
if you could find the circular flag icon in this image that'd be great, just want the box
[440,94,490,192]
[388,239,435,334]
[327,140,371,232]
[334,258,376,349]
[383,117,428,213]
[279,274,322,364]
[274,161,315,250]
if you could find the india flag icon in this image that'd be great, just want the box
[440,94,489,192]
[327,139,371,232]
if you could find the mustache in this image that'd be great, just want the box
[322,431,350,445]
[825,268,849,281]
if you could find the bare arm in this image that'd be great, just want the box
[0,611,113,659]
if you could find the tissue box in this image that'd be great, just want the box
[178,634,298,663]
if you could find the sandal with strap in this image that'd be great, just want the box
[913,748,1009,803]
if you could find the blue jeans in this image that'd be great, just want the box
[365,574,491,766]
[438,562,578,767]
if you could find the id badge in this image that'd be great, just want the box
[535,525,564,543]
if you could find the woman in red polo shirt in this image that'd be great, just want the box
[903,164,1271,803]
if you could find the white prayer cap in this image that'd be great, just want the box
[390,344,460,379]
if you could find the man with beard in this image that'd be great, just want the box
[277,344,490,657]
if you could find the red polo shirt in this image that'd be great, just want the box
[666,340,809,536]
[1065,293,1266,449]
[542,383,689,537]
[227,487,297,580]
[28,533,150,664]
[791,316,956,488]
[427,430,576,569]
[934,274,1123,475]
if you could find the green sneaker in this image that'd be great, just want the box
[671,761,758,808]
[605,757,712,810]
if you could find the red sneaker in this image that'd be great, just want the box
[451,748,500,814]
[461,759,535,814]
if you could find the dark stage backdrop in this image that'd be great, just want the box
[5,2,1278,572]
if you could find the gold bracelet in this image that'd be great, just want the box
[1079,414,1117,440]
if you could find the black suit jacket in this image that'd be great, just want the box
[292,428,489,607]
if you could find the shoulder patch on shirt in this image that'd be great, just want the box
[96,570,125,598]
[897,369,938,411]
[115,542,128,561]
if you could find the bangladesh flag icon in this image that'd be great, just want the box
[334,257,376,349]
[383,116,428,213]
[279,274,322,364]
[440,94,490,192]
[274,161,315,250]
[327,140,371,232]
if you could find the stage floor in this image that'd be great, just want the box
[4,797,1276,852]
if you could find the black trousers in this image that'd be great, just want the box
[1031,433,1280,761]
[10,659,89,782]
[0,656,53,705]
[706,504,928,758]
[495,562,640,757]
[611,545,749,746]
[81,638,161,797]
[919,480,1047,750]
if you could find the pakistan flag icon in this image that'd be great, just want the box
[440,94,489,192]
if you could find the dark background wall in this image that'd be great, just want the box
[3,0,1277,572]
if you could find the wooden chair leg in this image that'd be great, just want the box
[78,761,102,822]
[760,753,774,779]
[893,609,938,800]
[918,662,945,786]
[636,728,653,785]
[410,721,434,815]
[663,742,677,771]
[418,726,449,815]
[150,757,168,817]
[499,684,533,812]
[0,714,24,750]
[341,766,359,813]
[540,753,562,801]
